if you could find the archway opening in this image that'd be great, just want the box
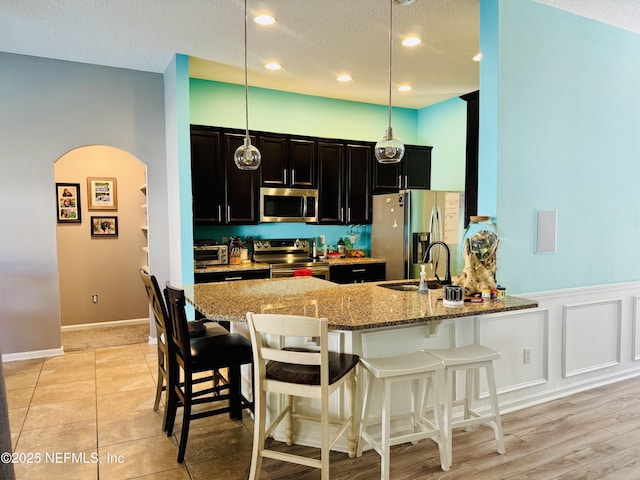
[54,145,149,343]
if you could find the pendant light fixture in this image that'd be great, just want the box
[234,0,261,170]
[375,0,405,164]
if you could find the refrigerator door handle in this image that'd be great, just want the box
[428,206,442,271]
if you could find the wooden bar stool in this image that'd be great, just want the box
[423,344,505,464]
[358,351,450,479]
[246,312,359,480]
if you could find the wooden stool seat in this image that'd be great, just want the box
[359,351,450,479]
[423,344,505,464]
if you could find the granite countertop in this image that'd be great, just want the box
[325,257,386,265]
[183,277,538,331]
[194,262,270,274]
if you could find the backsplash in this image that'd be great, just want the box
[195,224,371,255]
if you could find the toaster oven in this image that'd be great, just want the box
[194,244,228,267]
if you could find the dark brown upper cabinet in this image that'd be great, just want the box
[344,143,372,224]
[317,141,373,225]
[317,141,344,223]
[191,124,431,227]
[372,145,432,192]
[190,125,259,225]
[222,132,259,224]
[258,135,316,188]
[191,127,223,223]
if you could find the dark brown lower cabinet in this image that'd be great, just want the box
[329,262,386,284]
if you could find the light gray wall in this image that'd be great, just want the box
[0,52,168,355]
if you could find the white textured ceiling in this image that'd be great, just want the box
[1,0,639,109]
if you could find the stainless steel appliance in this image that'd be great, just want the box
[259,187,319,223]
[253,238,329,279]
[194,241,228,267]
[371,190,465,281]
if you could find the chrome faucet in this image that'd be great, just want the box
[422,241,452,285]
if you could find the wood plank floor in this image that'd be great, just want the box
[258,377,640,479]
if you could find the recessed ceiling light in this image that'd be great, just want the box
[337,74,352,82]
[254,14,276,25]
[402,37,422,47]
[473,52,483,62]
[265,63,282,70]
[398,85,412,92]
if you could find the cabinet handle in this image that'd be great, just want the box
[340,207,344,222]
[347,207,351,224]
[227,205,231,221]
[291,169,296,185]
[404,175,408,189]
[224,276,243,281]
[352,268,366,273]
[218,205,222,221]
[283,169,287,185]
[397,175,402,189]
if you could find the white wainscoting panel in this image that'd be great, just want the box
[479,308,549,395]
[562,299,622,378]
[360,322,454,359]
[633,295,640,361]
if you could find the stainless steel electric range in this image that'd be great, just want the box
[252,238,329,280]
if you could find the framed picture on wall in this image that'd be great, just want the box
[87,177,118,210]
[90,216,118,237]
[55,183,81,223]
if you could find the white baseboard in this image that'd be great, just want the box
[2,347,64,363]
[60,317,149,332]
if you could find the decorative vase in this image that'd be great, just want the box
[462,216,499,262]
[454,216,500,295]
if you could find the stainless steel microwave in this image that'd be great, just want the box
[259,187,318,223]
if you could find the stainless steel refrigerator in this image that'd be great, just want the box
[371,190,465,281]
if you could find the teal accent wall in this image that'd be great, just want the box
[417,96,467,192]
[176,56,194,284]
[488,0,640,292]
[479,0,499,218]
[190,79,419,143]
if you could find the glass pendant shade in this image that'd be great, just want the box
[234,0,261,171]
[234,136,261,170]
[376,0,404,164]
[375,127,405,163]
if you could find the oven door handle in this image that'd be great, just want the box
[271,266,330,279]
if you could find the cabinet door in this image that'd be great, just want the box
[195,269,270,283]
[258,135,288,187]
[372,159,402,193]
[345,144,372,224]
[317,141,344,223]
[404,145,432,190]
[290,138,316,188]
[330,262,386,283]
[191,128,223,223]
[223,133,259,224]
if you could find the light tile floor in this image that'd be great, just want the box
[4,343,254,480]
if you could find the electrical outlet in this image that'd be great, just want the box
[523,347,532,364]
[92,294,99,304]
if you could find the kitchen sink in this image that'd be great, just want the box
[377,281,420,292]
[377,280,441,292]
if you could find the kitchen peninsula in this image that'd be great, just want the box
[183,276,538,455]
[184,276,537,330]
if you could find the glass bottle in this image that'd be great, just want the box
[337,238,345,257]
[462,216,499,262]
